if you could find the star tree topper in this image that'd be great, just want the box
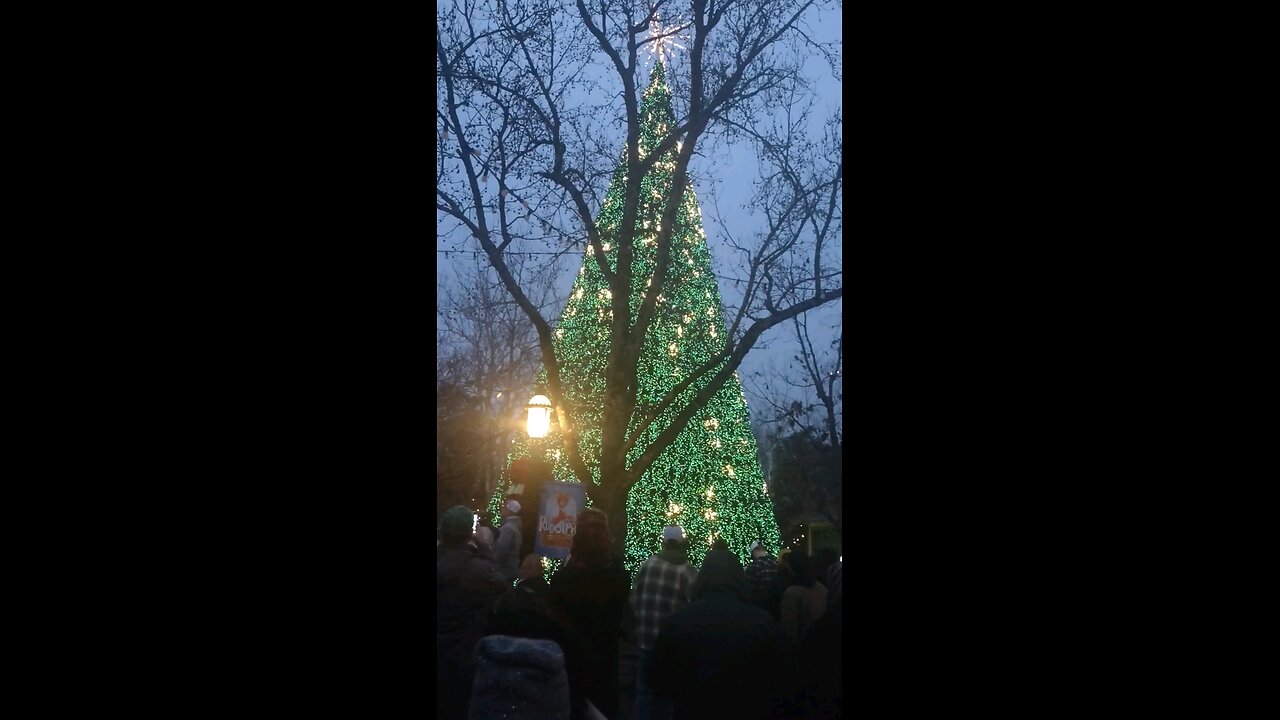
[644,13,690,66]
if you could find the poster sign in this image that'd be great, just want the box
[534,481,585,559]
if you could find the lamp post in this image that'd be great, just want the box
[522,393,555,556]
[526,393,553,439]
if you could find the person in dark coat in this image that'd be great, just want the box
[546,508,631,720]
[487,554,562,644]
[437,505,511,720]
[777,558,842,718]
[486,554,591,720]
[779,551,828,643]
[648,549,792,720]
[793,589,842,717]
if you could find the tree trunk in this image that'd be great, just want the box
[590,469,630,564]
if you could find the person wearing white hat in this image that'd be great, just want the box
[494,498,524,584]
[744,541,782,619]
[629,524,697,720]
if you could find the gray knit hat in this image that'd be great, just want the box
[469,635,570,720]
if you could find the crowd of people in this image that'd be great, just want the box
[436,501,843,720]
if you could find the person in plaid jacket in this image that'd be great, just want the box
[744,541,782,619]
[629,525,698,720]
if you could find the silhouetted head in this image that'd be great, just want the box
[440,505,475,545]
[570,508,611,566]
[813,548,839,580]
[777,546,793,570]
[692,549,749,602]
[518,553,545,582]
[788,551,816,588]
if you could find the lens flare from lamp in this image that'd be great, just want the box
[527,394,553,438]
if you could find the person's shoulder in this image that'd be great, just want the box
[660,598,699,627]
[736,600,776,625]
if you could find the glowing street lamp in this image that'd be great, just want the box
[527,394,553,439]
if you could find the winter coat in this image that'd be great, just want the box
[469,635,570,720]
[793,602,842,718]
[649,589,792,720]
[495,516,523,582]
[779,581,828,642]
[437,542,511,720]
[486,577,596,720]
[546,559,630,719]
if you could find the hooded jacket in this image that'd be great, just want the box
[649,588,791,720]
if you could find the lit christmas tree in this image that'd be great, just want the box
[489,61,782,576]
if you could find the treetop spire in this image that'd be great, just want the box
[640,61,674,153]
[649,59,666,87]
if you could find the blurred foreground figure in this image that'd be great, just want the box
[649,549,790,720]
[547,508,630,720]
[779,551,827,643]
[486,553,591,720]
[469,635,570,720]
[437,505,510,720]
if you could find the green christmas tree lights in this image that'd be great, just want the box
[490,62,782,577]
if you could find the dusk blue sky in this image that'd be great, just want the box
[437,4,842,428]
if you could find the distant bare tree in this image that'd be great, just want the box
[437,252,566,501]
[437,0,842,544]
[747,313,841,448]
[745,310,841,533]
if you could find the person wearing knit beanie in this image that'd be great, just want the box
[437,504,509,720]
[468,635,570,720]
[440,505,476,545]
